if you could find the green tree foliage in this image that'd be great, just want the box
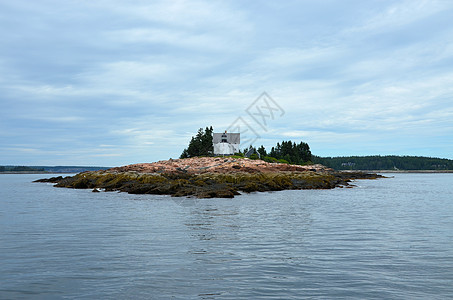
[180,126,214,158]
[249,153,259,160]
[268,140,312,164]
[257,145,267,158]
[263,156,278,163]
[0,166,44,172]
[312,155,453,170]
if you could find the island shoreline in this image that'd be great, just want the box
[35,157,385,198]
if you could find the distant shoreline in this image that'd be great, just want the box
[348,170,453,173]
[4,170,453,174]
[0,172,74,174]
[0,171,51,174]
[0,166,109,174]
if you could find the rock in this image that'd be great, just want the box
[108,157,333,175]
[33,176,64,183]
[35,158,384,199]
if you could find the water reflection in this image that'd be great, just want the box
[182,192,316,263]
[4,175,452,298]
[185,202,240,242]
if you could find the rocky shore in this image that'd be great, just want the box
[35,157,384,198]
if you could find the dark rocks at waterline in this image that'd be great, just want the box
[334,171,384,180]
[35,170,385,199]
[33,176,68,183]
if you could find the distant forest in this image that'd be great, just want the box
[0,166,44,172]
[0,166,109,173]
[179,127,453,170]
[312,155,453,170]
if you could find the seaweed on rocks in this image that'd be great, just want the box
[33,176,66,183]
[35,168,385,199]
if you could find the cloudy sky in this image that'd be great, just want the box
[1,0,452,166]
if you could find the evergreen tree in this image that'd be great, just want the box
[257,145,267,157]
[266,140,312,164]
[180,126,213,158]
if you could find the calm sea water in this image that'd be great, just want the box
[0,173,452,299]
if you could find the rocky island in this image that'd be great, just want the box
[35,157,384,198]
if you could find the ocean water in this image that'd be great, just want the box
[0,173,452,299]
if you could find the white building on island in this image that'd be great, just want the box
[213,131,240,156]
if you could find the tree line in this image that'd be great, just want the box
[312,155,453,170]
[179,127,312,164]
[0,166,45,172]
[244,141,312,165]
[179,127,453,170]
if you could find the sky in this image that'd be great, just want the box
[1,0,452,166]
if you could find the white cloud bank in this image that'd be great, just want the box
[0,0,452,165]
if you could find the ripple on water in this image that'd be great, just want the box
[0,173,453,299]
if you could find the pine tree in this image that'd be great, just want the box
[257,145,267,157]
[180,127,214,158]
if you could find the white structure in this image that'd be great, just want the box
[213,131,240,155]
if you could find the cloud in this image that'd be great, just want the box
[342,0,448,35]
[1,0,453,165]
[107,28,235,53]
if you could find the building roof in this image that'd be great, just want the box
[213,133,240,144]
